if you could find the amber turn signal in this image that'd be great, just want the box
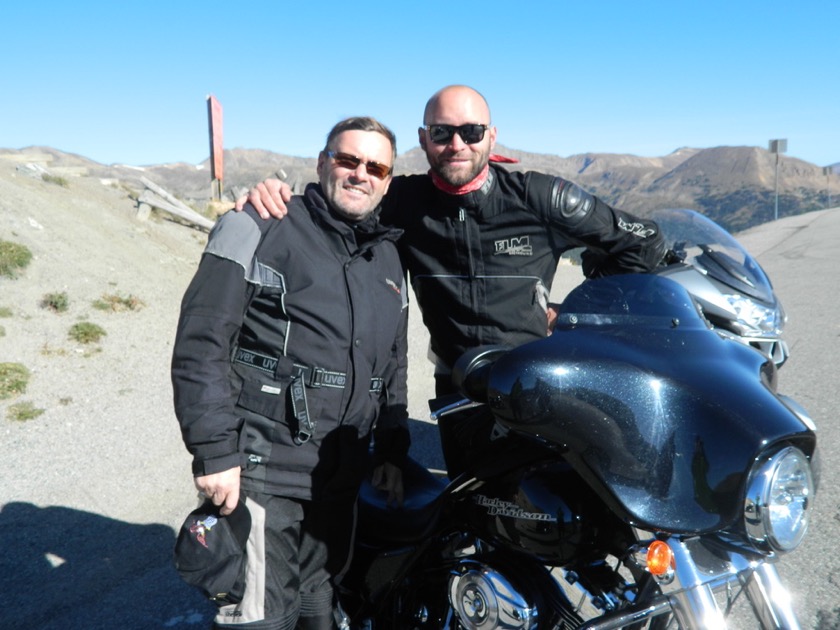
[646,540,674,576]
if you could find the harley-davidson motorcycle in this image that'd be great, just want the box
[651,208,789,367]
[338,211,817,629]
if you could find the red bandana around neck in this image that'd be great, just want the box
[429,154,519,195]
[429,164,489,195]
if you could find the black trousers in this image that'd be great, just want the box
[213,491,355,630]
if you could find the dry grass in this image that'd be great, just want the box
[0,362,30,400]
[0,239,32,278]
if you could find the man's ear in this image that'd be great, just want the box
[488,126,498,152]
[316,151,327,178]
[418,127,427,151]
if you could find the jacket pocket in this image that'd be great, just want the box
[237,376,289,420]
[234,355,294,420]
[236,372,295,470]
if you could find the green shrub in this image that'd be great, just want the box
[0,240,33,278]
[0,363,30,399]
[69,322,107,344]
[92,292,145,312]
[40,291,70,313]
[0,306,12,317]
[7,401,45,422]
[42,173,69,188]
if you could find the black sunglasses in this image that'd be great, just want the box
[326,151,392,179]
[422,123,489,145]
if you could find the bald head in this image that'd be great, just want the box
[419,85,497,187]
[423,85,491,126]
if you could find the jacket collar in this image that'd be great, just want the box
[303,184,403,254]
[435,165,497,211]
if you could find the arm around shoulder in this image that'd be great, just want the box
[234,179,292,219]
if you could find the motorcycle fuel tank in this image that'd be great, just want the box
[457,457,625,565]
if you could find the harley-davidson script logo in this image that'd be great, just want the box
[474,495,557,522]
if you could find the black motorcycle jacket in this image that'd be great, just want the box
[172,184,409,500]
[382,164,665,369]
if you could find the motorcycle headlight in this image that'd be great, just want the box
[744,446,814,552]
[724,294,782,336]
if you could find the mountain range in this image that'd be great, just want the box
[3,144,838,233]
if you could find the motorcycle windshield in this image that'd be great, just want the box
[486,274,814,533]
[652,208,775,303]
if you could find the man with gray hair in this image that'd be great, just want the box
[173,116,408,629]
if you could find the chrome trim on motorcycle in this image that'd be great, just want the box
[665,539,730,628]
[630,535,804,629]
[430,397,483,422]
[778,394,817,432]
[741,563,801,629]
[744,446,814,552]
[448,561,538,629]
[576,598,672,630]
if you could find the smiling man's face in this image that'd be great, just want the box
[419,85,497,187]
[317,129,393,221]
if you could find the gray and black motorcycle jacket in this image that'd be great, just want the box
[382,164,665,369]
[172,184,409,500]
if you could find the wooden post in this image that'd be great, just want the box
[138,177,215,231]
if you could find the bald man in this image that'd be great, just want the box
[244,85,666,477]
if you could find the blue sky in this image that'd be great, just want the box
[2,1,838,167]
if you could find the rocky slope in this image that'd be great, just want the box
[6,141,836,234]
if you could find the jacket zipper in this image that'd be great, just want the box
[459,207,480,328]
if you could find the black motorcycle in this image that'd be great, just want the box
[340,273,818,629]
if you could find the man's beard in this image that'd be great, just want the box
[430,151,488,186]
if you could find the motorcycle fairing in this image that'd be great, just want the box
[486,275,815,534]
[652,208,776,304]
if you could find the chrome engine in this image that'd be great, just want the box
[448,560,537,629]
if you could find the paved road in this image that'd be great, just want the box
[2,208,837,628]
[735,209,840,628]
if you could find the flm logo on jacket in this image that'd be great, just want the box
[494,235,533,256]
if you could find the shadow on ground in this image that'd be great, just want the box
[0,502,215,629]
[0,421,441,630]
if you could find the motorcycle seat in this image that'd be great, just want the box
[358,456,448,542]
